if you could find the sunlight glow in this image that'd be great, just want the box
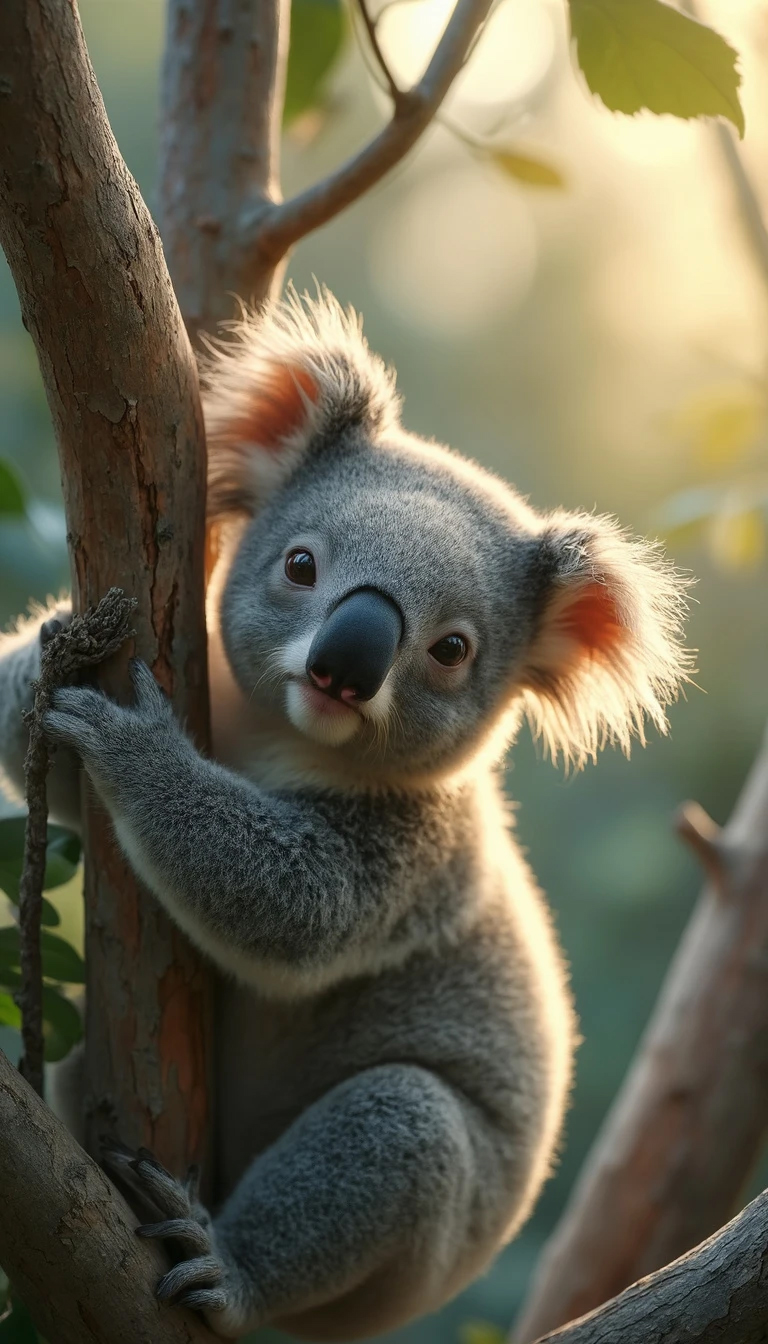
[377,0,556,109]
[368,164,538,335]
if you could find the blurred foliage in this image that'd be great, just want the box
[0,1291,38,1344]
[568,0,745,135]
[284,0,347,126]
[0,820,83,1066]
[0,461,24,518]
[658,380,768,571]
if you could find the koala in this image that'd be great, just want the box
[0,292,690,1340]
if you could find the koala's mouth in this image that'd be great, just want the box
[284,677,362,748]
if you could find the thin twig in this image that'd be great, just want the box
[17,588,136,1095]
[253,0,496,262]
[355,0,402,104]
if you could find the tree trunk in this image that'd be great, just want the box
[0,0,211,1170]
[158,0,289,340]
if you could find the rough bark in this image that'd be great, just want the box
[159,0,289,339]
[0,0,211,1169]
[514,729,768,1341]
[0,1048,215,1344]
[535,1185,768,1344]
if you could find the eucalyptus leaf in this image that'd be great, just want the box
[569,0,744,136]
[0,818,81,902]
[0,460,25,518]
[489,151,564,188]
[284,0,345,125]
[42,986,82,1062]
[0,926,85,985]
[0,993,20,1029]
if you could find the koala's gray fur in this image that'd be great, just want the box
[0,290,691,1340]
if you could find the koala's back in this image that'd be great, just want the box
[215,779,574,1241]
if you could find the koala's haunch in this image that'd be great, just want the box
[0,290,692,1340]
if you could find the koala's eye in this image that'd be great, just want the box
[285,549,316,587]
[429,634,468,667]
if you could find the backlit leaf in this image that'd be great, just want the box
[569,0,744,136]
[668,384,764,472]
[284,0,345,126]
[709,507,765,571]
[0,993,20,1028]
[489,151,565,189]
[0,460,25,517]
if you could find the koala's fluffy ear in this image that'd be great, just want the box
[520,513,693,767]
[202,288,400,518]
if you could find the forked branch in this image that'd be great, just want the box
[253,0,496,263]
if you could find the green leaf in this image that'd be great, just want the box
[0,1294,38,1342]
[460,1325,506,1344]
[0,818,81,903]
[489,150,565,188]
[42,827,82,892]
[0,993,20,1029]
[0,460,25,518]
[42,986,82,1062]
[284,0,345,125]
[0,926,85,985]
[569,0,745,136]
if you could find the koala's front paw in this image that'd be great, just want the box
[42,658,178,793]
[104,1143,248,1337]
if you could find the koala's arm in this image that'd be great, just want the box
[43,662,375,975]
[0,603,82,831]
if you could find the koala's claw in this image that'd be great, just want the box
[156,1255,224,1302]
[104,1143,245,1335]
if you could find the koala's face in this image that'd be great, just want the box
[207,292,689,780]
[220,439,547,776]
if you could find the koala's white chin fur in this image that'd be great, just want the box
[285,681,361,747]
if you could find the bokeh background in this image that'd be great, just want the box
[1,1,767,1340]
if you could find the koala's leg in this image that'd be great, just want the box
[120,1063,486,1341]
[0,602,81,830]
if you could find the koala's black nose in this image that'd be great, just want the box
[306,588,403,703]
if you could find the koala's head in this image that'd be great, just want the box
[203,290,691,784]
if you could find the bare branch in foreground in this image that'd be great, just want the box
[514,726,768,1340]
[0,1048,215,1344]
[253,0,496,263]
[534,1186,768,1344]
[17,590,136,1096]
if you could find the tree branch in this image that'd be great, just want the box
[253,0,496,263]
[17,591,136,1096]
[0,1047,215,1344]
[159,0,290,337]
[354,0,402,105]
[0,0,212,1171]
[514,726,768,1340]
[533,1186,768,1344]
